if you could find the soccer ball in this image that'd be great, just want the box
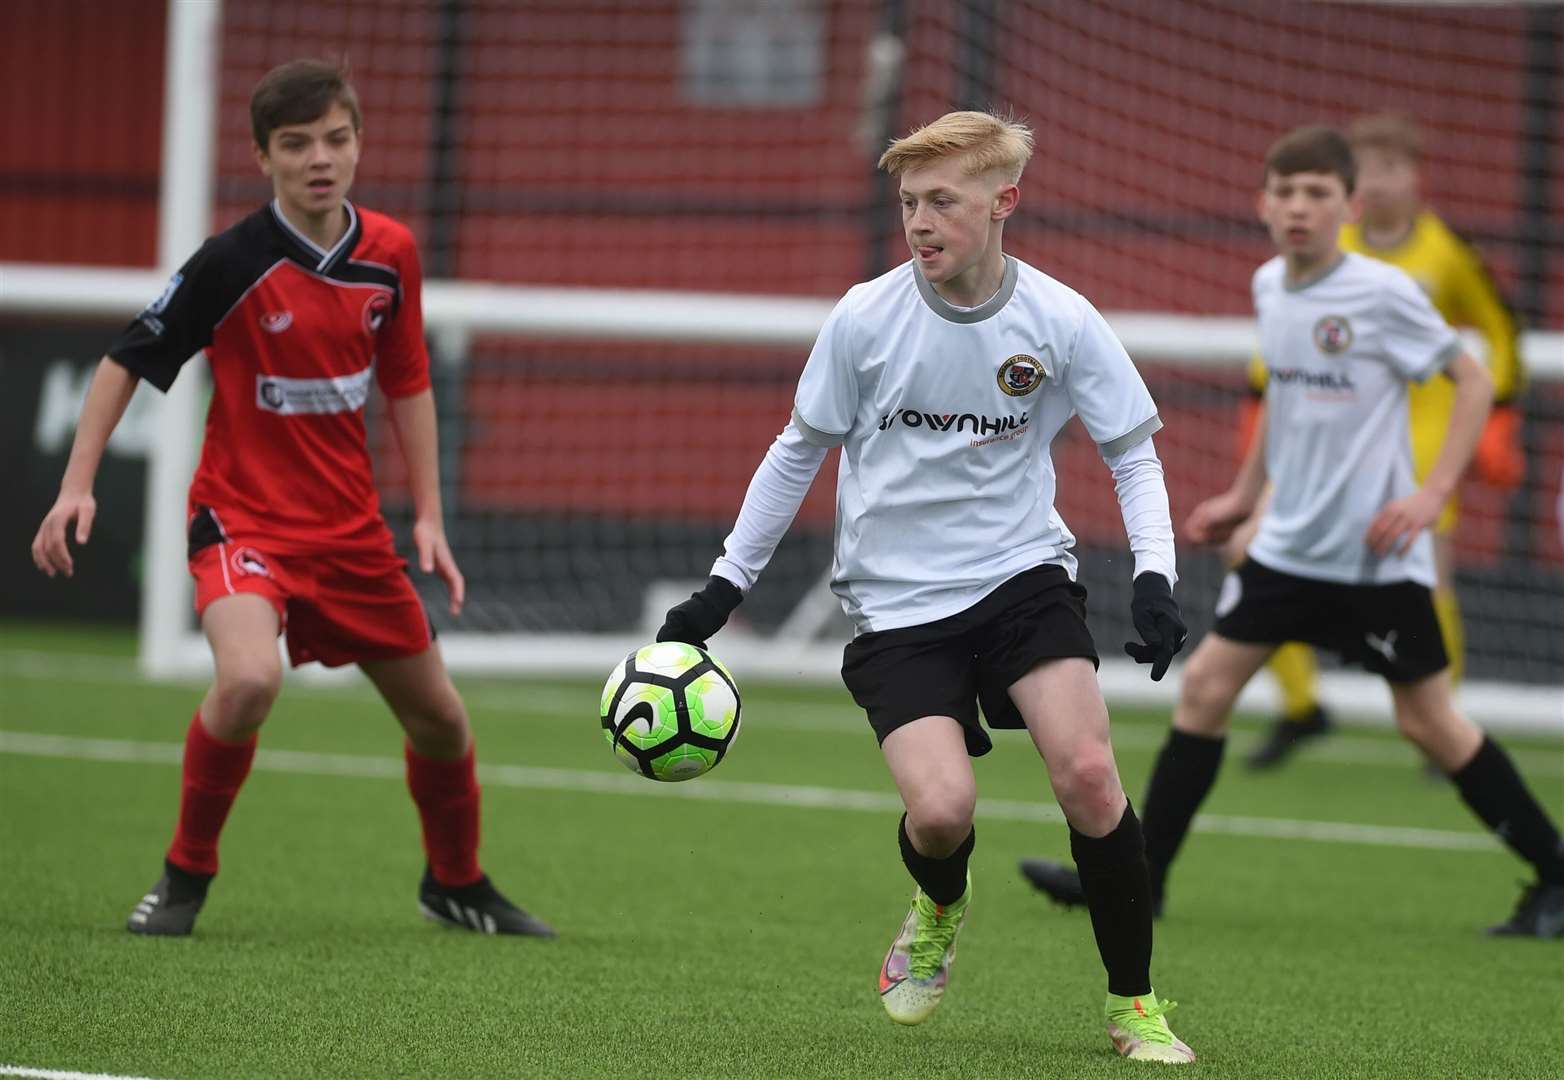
[600,642,742,782]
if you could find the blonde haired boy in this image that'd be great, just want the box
[657,111,1195,1063]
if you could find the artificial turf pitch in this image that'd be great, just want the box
[1,622,1560,1079]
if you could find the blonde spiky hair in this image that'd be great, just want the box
[878,110,1035,183]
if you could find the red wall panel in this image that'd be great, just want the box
[0,0,164,264]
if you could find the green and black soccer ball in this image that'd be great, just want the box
[600,642,742,782]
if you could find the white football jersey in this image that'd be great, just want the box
[1247,253,1462,587]
[792,256,1162,633]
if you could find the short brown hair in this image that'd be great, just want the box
[1263,125,1355,194]
[1348,111,1424,162]
[878,110,1035,183]
[250,59,362,150]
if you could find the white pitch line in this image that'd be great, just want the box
[0,730,1500,853]
[0,1066,168,1080]
[4,649,1560,776]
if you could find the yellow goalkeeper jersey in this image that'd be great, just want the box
[1247,211,1523,531]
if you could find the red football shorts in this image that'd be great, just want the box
[190,540,433,668]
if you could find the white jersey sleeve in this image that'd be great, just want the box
[1380,269,1463,382]
[710,420,830,592]
[1104,436,1177,585]
[1064,302,1163,456]
[791,293,859,448]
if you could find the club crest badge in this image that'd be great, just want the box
[997,350,1048,397]
[137,271,183,336]
[1313,315,1353,355]
[362,292,392,335]
[145,272,182,317]
[230,547,272,578]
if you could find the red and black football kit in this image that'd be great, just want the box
[104,200,554,921]
[109,200,433,666]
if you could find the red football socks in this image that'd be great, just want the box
[405,742,483,887]
[166,711,257,877]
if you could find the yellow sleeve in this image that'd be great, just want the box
[1446,236,1524,402]
[1246,351,1268,397]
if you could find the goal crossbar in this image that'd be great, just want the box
[6,263,1561,371]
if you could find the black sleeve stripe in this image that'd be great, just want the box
[101,210,280,394]
[338,259,403,314]
[209,260,287,338]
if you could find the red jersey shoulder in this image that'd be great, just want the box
[353,208,422,268]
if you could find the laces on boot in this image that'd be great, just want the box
[906,891,966,980]
[1113,998,1180,1044]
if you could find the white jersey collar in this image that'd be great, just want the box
[1283,252,1348,293]
[914,255,1019,323]
[269,198,360,272]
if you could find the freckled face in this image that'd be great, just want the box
[899,157,1011,286]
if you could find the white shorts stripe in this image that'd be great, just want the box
[216,542,235,596]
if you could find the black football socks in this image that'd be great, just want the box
[1452,736,1564,885]
[1140,729,1226,902]
[1071,802,1154,997]
[898,814,974,906]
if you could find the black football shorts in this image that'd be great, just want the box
[840,564,1099,758]
[1212,557,1447,684]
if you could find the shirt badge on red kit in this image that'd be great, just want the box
[230,547,272,579]
[362,292,392,335]
[260,311,294,334]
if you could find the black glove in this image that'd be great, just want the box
[1123,572,1187,681]
[656,576,743,651]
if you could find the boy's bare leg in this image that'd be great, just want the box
[1013,657,1154,989]
[1012,657,1194,1062]
[1138,635,1272,906]
[361,646,555,937]
[129,594,280,935]
[1390,673,1564,937]
[875,717,976,1025]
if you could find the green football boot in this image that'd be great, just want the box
[877,874,971,1025]
[1106,992,1196,1063]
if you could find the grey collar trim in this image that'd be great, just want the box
[914,255,1018,323]
[270,198,358,271]
[1284,253,1348,293]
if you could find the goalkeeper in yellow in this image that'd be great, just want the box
[1241,111,1526,768]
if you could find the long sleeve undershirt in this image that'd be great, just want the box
[1105,435,1177,585]
[711,421,828,592]
[711,424,1177,593]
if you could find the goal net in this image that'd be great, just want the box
[4,0,1560,726]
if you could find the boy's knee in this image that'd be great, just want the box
[400,693,472,758]
[1050,748,1122,820]
[1394,693,1466,747]
[418,693,468,732]
[1394,701,1432,741]
[209,662,281,736]
[1177,653,1241,733]
[907,788,976,852]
